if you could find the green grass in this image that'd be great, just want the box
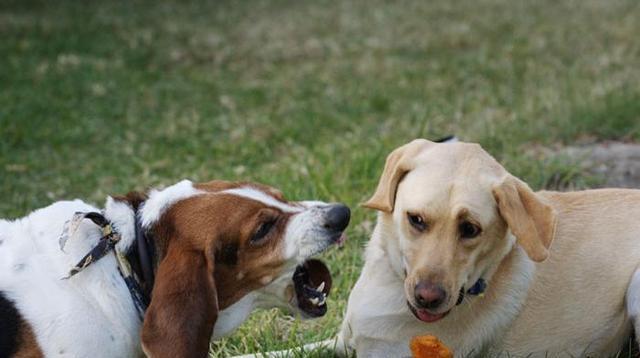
[1,0,639,356]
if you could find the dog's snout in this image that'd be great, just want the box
[414,282,446,310]
[324,204,351,232]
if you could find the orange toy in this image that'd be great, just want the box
[410,335,453,358]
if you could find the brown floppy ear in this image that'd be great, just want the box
[141,242,218,358]
[363,139,435,212]
[492,176,557,262]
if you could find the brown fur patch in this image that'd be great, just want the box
[112,191,148,211]
[141,180,299,356]
[141,242,218,357]
[153,189,293,308]
[13,320,43,358]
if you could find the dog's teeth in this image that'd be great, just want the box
[316,282,325,292]
[309,297,320,305]
[318,297,326,305]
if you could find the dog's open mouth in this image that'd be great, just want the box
[407,301,450,323]
[292,259,332,317]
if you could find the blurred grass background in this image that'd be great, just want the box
[1,0,639,356]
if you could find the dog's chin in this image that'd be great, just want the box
[407,301,450,323]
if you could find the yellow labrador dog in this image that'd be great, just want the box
[337,139,640,357]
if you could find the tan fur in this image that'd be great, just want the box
[340,140,640,357]
[364,139,436,212]
[492,176,557,262]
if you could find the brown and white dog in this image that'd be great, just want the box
[0,179,349,357]
[335,139,640,357]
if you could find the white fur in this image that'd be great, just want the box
[299,200,327,208]
[213,274,298,340]
[105,197,137,252]
[0,200,142,357]
[219,187,302,213]
[283,205,335,261]
[214,293,260,339]
[139,179,203,228]
[627,269,640,332]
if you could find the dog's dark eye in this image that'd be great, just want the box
[251,220,275,243]
[459,221,481,239]
[407,213,427,232]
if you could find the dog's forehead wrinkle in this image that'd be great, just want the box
[455,206,471,218]
[452,202,492,225]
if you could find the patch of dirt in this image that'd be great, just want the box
[552,141,640,188]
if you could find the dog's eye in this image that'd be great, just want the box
[251,220,275,243]
[407,213,427,232]
[459,221,481,239]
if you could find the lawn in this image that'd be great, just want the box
[1,0,639,356]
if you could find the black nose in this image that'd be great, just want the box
[324,204,351,232]
[414,282,447,310]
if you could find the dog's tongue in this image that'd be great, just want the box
[416,309,447,323]
[335,232,347,246]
